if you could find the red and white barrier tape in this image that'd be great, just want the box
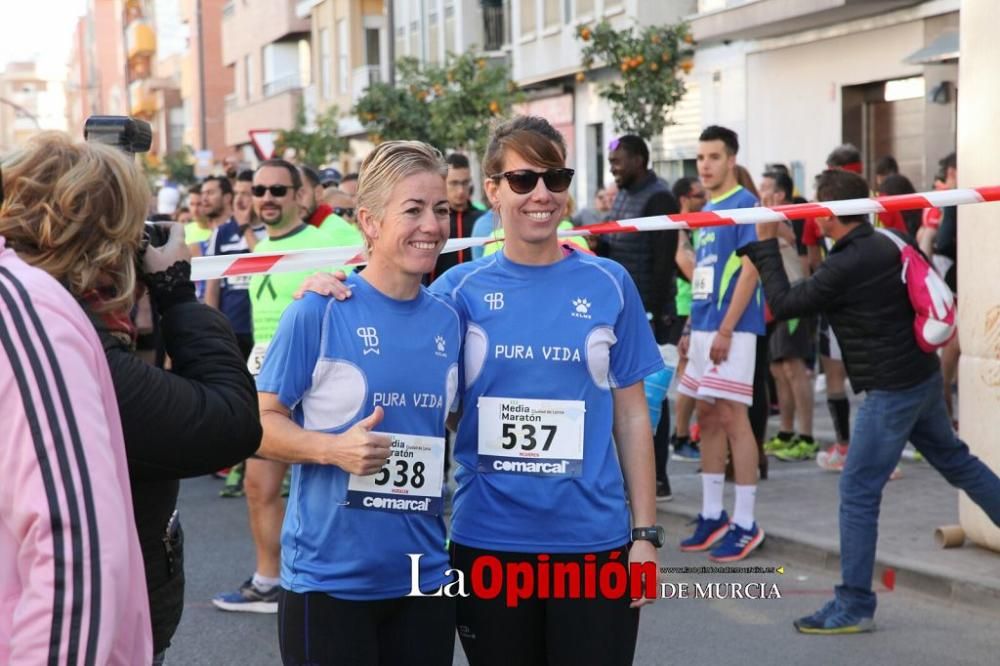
[191,186,1000,281]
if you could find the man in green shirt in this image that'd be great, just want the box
[213,159,337,614]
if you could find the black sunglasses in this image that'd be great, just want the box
[333,207,355,218]
[251,184,291,198]
[490,169,575,194]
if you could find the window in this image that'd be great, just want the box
[320,28,331,97]
[520,0,536,34]
[575,0,594,17]
[365,28,381,66]
[337,19,349,94]
[444,2,456,53]
[428,10,440,64]
[409,20,420,59]
[243,54,253,100]
[299,39,311,87]
[543,0,560,27]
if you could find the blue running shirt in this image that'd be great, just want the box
[257,275,462,600]
[690,186,765,334]
[206,218,253,336]
[431,249,663,553]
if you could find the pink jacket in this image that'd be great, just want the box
[0,238,152,665]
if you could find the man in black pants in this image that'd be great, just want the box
[602,135,680,499]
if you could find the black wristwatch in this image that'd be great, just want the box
[631,525,665,548]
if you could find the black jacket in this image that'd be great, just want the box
[89,279,261,653]
[740,224,939,392]
[430,206,484,281]
[599,172,679,342]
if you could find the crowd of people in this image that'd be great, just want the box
[2,113,998,666]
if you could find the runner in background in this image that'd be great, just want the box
[759,171,817,462]
[213,159,338,614]
[257,141,459,666]
[669,177,706,464]
[678,125,766,563]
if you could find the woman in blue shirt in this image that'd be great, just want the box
[255,141,461,666]
[432,116,664,666]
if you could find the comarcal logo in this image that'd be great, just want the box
[572,298,592,319]
[434,335,447,357]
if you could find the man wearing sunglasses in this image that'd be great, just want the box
[428,153,484,281]
[213,159,340,615]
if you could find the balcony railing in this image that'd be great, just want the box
[263,73,301,98]
[483,1,511,52]
[351,65,382,102]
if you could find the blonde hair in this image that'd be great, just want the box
[0,131,149,312]
[356,140,446,254]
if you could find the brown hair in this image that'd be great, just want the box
[0,131,149,312]
[482,116,566,177]
[735,165,760,199]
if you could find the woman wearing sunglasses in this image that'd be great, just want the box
[254,142,461,665]
[431,115,664,666]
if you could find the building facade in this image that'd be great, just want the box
[690,0,959,193]
[222,0,310,160]
[0,61,68,154]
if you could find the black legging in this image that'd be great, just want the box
[749,333,770,445]
[278,589,455,666]
[450,542,640,666]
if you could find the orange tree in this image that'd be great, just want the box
[355,51,520,156]
[275,102,348,167]
[577,21,694,140]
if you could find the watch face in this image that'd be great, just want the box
[634,526,665,547]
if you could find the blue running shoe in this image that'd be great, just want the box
[794,599,875,634]
[709,522,765,562]
[679,511,730,552]
[212,578,279,613]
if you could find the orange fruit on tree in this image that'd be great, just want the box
[620,62,630,73]
[489,100,500,114]
[575,72,586,82]
[635,55,645,65]
[580,27,591,41]
[650,62,659,72]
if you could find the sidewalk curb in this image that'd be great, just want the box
[657,503,1000,615]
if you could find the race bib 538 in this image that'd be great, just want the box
[347,433,445,514]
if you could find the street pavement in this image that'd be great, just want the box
[163,385,1000,665]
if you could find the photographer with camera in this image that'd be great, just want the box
[0,130,262,664]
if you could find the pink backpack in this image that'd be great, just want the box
[876,228,956,352]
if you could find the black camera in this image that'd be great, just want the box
[84,116,153,155]
[83,116,171,248]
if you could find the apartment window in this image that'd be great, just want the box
[320,28,332,97]
[299,39,312,87]
[520,0,536,34]
[396,25,407,57]
[444,2,456,53]
[543,0,559,27]
[337,19,349,94]
[365,29,381,66]
[409,20,420,59]
[428,10,440,64]
[243,54,253,100]
[575,0,594,17]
